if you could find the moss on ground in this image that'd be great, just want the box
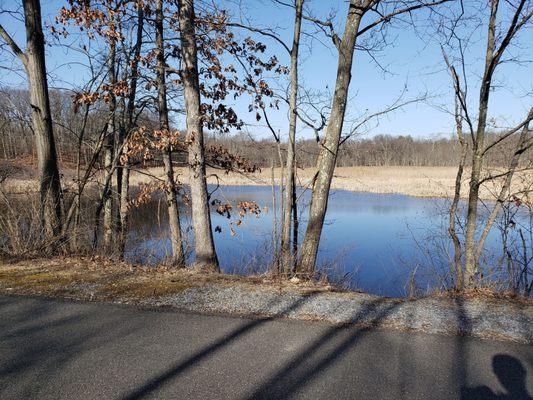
[0,256,279,302]
[0,255,347,305]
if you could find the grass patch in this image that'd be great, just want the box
[0,256,346,303]
[0,256,272,302]
[0,264,100,294]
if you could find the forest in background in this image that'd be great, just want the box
[1,88,530,169]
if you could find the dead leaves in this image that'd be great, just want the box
[212,199,261,237]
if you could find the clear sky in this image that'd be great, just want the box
[1,0,532,141]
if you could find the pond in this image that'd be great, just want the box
[126,185,526,297]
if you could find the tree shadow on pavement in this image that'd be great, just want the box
[120,293,323,400]
[120,296,401,400]
[243,299,400,399]
[455,297,532,400]
[0,295,146,399]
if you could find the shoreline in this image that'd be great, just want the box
[0,256,531,343]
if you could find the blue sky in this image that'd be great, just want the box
[1,0,532,141]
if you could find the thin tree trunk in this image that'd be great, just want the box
[292,162,299,269]
[298,2,362,274]
[0,0,63,240]
[118,7,144,258]
[178,0,219,271]
[271,159,279,274]
[280,0,304,275]
[475,109,532,263]
[102,36,116,252]
[443,52,468,290]
[448,97,467,289]
[115,128,123,239]
[92,136,129,249]
[463,0,499,285]
[156,0,184,266]
[71,104,90,251]
[64,125,106,234]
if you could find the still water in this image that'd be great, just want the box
[126,185,517,297]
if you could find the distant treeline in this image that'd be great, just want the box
[1,88,530,168]
[211,132,531,168]
[0,89,161,167]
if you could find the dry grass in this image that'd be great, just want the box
[0,256,340,302]
[431,286,531,304]
[4,164,531,201]
[132,166,532,201]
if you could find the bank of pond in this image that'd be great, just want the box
[123,185,529,298]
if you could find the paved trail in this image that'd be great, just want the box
[0,295,531,399]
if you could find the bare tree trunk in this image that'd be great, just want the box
[271,159,279,274]
[442,0,530,289]
[115,129,123,240]
[280,0,304,275]
[0,0,63,241]
[178,0,219,272]
[102,37,116,252]
[448,98,467,289]
[463,0,499,285]
[298,2,362,274]
[118,7,144,258]
[71,105,89,251]
[156,0,184,266]
[443,52,468,290]
[475,109,533,263]
[292,162,299,267]
[64,125,106,234]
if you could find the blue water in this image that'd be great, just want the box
[126,185,520,297]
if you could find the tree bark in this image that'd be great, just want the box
[102,36,116,252]
[271,159,279,273]
[292,162,299,264]
[156,0,185,266]
[448,96,467,289]
[463,0,499,285]
[280,0,304,276]
[118,7,144,258]
[178,0,219,272]
[0,0,63,240]
[298,1,362,274]
[443,52,468,290]
[475,109,533,263]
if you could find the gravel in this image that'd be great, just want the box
[156,285,532,343]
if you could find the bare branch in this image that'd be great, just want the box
[356,0,453,38]
[226,22,291,54]
[0,24,27,67]
[301,13,341,50]
[482,114,533,156]
[340,89,427,146]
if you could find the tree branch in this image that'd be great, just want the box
[356,0,453,38]
[226,22,291,54]
[0,23,27,67]
[482,114,533,156]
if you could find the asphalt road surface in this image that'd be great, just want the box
[0,294,532,399]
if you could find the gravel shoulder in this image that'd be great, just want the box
[1,256,531,343]
[156,285,532,343]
